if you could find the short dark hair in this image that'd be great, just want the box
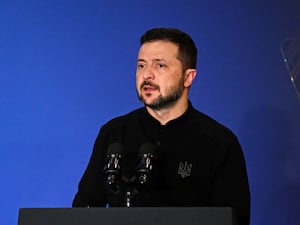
[140,28,197,71]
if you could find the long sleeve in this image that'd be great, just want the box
[72,126,109,207]
[210,137,250,225]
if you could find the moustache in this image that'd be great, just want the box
[140,81,160,90]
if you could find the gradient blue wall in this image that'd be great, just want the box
[1,1,299,224]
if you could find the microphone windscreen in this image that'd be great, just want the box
[139,143,157,156]
[106,143,123,155]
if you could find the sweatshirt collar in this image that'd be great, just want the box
[143,100,194,127]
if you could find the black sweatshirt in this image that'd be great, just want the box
[73,102,250,225]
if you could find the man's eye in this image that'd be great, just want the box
[137,64,145,69]
[158,64,166,68]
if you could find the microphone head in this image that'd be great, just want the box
[138,143,157,156]
[103,143,123,193]
[134,143,158,190]
[106,143,123,155]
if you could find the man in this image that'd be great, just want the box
[72,28,250,225]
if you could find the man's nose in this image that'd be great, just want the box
[143,67,155,80]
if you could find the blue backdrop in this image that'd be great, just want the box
[1,1,299,224]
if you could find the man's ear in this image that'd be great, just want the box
[184,69,197,87]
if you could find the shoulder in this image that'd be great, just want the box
[188,106,238,145]
[102,107,145,129]
[94,107,146,144]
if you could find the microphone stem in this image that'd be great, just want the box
[126,191,131,207]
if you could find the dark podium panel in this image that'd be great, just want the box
[18,207,238,225]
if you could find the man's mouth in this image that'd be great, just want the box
[141,81,159,92]
[143,85,157,91]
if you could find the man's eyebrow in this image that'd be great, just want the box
[152,58,167,62]
[137,58,167,63]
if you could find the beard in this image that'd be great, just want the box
[137,76,185,111]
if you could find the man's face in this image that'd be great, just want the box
[136,40,185,110]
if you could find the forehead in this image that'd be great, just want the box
[138,41,179,60]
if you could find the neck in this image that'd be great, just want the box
[146,97,189,125]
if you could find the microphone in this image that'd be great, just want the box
[103,143,123,193]
[135,143,157,189]
[125,143,157,207]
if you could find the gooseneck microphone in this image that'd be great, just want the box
[103,142,157,207]
[103,143,123,193]
[126,143,157,207]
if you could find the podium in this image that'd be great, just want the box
[18,207,238,225]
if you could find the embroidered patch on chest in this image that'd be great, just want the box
[177,161,192,178]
